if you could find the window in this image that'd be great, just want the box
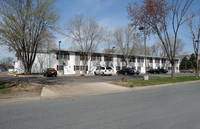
[81,55,85,61]
[60,53,63,59]
[82,66,88,71]
[116,66,120,70]
[122,57,125,62]
[100,67,105,70]
[58,65,63,70]
[155,58,160,63]
[64,53,68,59]
[161,59,166,63]
[57,52,68,60]
[76,66,80,71]
[97,55,100,61]
[92,55,96,61]
[138,58,144,63]
[106,67,112,70]
[130,57,135,62]
[148,58,153,63]
[105,56,112,61]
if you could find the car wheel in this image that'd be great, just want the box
[94,72,97,75]
[55,74,57,77]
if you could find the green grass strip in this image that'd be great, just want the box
[127,76,200,87]
[0,81,11,94]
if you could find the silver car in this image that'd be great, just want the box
[180,69,194,73]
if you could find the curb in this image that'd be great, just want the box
[0,96,41,104]
[133,80,200,90]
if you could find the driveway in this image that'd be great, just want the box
[0,72,195,99]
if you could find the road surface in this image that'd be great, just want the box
[0,81,200,129]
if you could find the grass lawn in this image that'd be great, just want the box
[0,82,11,94]
[127,76,200,87]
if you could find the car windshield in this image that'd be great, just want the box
[47,68,56,71]
[106,67,112,70]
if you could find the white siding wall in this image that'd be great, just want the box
[14,51,180,74]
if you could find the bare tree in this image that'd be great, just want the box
[0,57,14,66]
[103,30,116,54]
[113,26,137,67]
[151,42,161,56]
[188,12,200,77]
[127,0,193,78]
[152,37,184,57]
[66,14,105,74]
[0,0,58,74]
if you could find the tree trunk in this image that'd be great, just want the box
[171,62,176,79]
[195,56,199,77]
[24,65,32,74]
[83,58,87,75]
[125,58,128,68]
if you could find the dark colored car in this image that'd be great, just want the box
[117,68,138,75]
[147,69,156,74]
[180,69,194,73]
[132,68,140,75]
[147,68,168,74]
[155,68,168,74]
[44,68,57,77]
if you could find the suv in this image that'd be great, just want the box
[44,68,57,77]
[94,67,112,76]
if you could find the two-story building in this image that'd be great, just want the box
[14,49,180,74]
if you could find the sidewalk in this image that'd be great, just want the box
[41,82,130,99]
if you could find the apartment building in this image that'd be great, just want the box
[14,50,180,74]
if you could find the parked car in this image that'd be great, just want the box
[117,67,139,75]
[147,69,156,74]
[147,68,168,74]
[44,68,57,77]
[132,68,140,75]
[180,69,194,73]
[94,67,112,76]
[156,68,168,74]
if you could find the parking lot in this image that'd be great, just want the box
[0,72,195,86]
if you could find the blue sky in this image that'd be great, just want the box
[0,0,199,61]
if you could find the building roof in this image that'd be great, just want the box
[49,49,170,59]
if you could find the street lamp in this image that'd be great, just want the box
[112,47,115,55]
[195,40,199,77]
[59,41,61,73]
[59,41,61,60]
[139,26,147,74]
[111,47,115,67]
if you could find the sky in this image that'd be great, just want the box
[0,0,200,61]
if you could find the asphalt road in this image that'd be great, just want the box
[0,82,200,129]
[0,72,195,85]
